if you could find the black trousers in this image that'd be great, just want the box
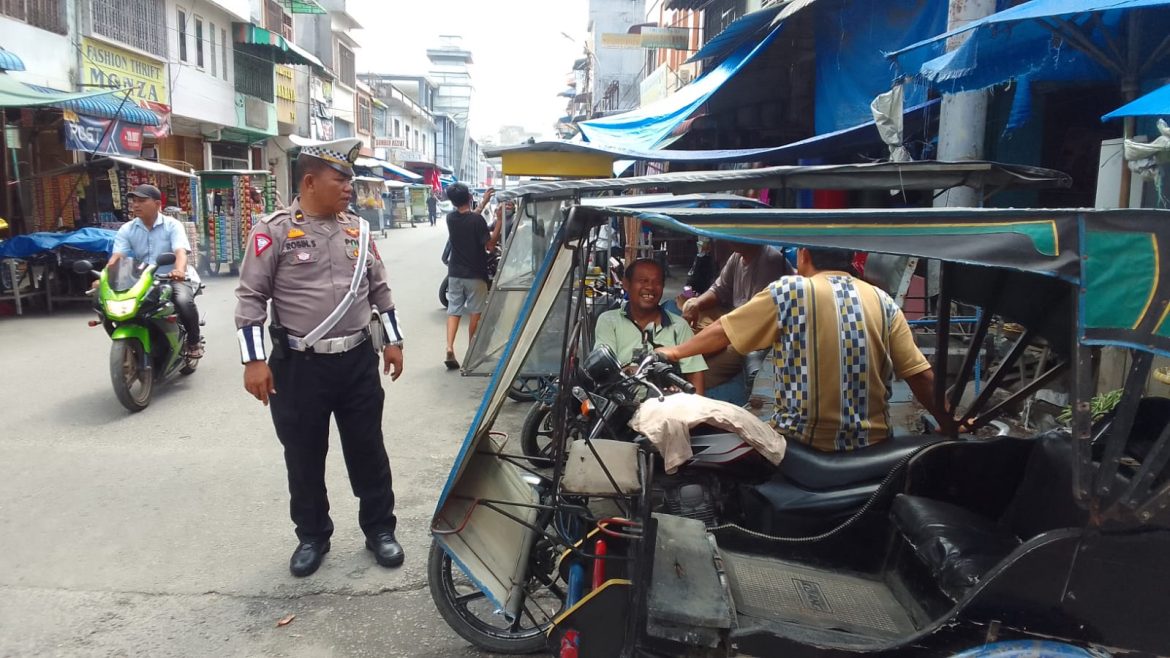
[268,345,396,543]
[170,281,200,344]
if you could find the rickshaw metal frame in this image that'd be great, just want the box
[432,166,1170,655]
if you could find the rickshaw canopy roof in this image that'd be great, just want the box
[496,160,1071,201]
[586,204,1170,358]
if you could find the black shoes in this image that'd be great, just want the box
[288,534,402,576]
[365,530,405,568]
[289,540,330,577]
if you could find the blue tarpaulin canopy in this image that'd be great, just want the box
[1103,82,1170,119]
[578,22,786,150]
[0,227,117,258]
[888,0,1170,92]
[686,5,782,64]
[487,99,940,168]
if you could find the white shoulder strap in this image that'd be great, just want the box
[301,218,370,348]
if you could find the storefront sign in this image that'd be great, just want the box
[640,63,672,106]
[275,65,296,124]
[600,33,642,49]
[63,111,143,156]
[640,27,689,50]
[80,37,169,105]
[601,28,689,51]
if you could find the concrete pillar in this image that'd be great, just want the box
[934,0,997,209]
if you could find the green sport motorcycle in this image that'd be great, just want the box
[74,253,201,412]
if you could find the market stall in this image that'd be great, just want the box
[353,176,387,232]
[196,170,275,275]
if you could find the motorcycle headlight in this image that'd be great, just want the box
[104,298,138,318]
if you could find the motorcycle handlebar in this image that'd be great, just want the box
[664,370,696,394]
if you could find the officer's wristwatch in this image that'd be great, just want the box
[387,340,404,348]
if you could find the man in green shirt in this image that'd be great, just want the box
[595,259,707,394]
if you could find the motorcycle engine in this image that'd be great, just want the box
[654,475,720,527]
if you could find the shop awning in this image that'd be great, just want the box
[1103,82,1170,119]
[405,160,454,175]
[0,47,26,72]
[104,155,194,178]
[354,156,423,181]
[276,0,325,13]
[888,0,1170,91]
[233,23,325,69]
[578,19,786,150]
[687,5,783,64]
[0,75,160,125]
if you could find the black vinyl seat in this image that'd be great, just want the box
[780,434,940,490]
[891,432,1086,601]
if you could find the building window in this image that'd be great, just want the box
[234,46,273,101]
[422,134,426,154]
[358,96,371,134]
[220,28,228,80]
[209,23,216,76]
[264,0,283,32]
[176,7,187,62]
[338,43,355,88]
[1,0,66,34]
[90,0,166,57]
[282,12,293,40]
[195,17,204,68]
[393,119,400,138]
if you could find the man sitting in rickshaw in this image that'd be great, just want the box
[660,247,948,451]
[595,258,707,395]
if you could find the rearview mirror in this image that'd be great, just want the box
[156,253,177,267]
[72,260,94,274]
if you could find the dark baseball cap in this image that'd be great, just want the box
[126,184,162,201]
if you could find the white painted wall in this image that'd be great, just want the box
[1,17,74,90]
[166,0,239,128]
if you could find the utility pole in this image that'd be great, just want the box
[933,0,997,209]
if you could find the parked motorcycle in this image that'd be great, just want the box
[523,346,938,534]
[74,253,201,412]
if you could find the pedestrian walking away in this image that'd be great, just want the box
[426,191,438,227]
[443,182,498,369]
[234,135,406,578]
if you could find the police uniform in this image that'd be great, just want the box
[234,137,404,572]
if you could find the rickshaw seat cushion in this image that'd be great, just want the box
[561,439,642,495]
[892,495,1020,601]
[892,432,1086,600]
[779,434,939,490]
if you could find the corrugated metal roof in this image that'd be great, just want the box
[22,83,160,126]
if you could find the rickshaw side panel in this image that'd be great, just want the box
[961,530,1170,655]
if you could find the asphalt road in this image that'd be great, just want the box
[0,222,529,657]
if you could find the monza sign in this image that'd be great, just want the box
[80,37,170,105]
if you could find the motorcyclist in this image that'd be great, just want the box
[102,184,204,358]
[659,247,949,452]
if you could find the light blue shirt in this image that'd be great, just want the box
[112,214,200,282]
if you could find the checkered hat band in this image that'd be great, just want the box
[303,146,348,166]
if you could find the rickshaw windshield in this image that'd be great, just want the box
[107,257,144,292]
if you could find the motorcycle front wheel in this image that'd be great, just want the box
[110,340,153,412]
[428,539,563,654]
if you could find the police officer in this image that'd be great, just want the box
[234,136,405,578]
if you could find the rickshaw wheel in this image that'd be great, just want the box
[507,377,543,402]
[520,403,556,467]
[428,540,562,654]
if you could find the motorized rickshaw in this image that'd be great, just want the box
[428,165,1170,657]
[462,161,1071,400]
